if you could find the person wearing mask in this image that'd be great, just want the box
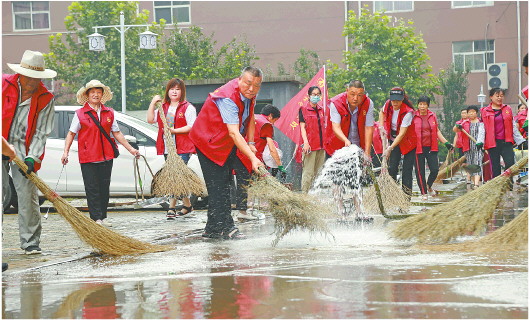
[413,96,453,200]
[480,88,526,178]
[379,87,418,197]
[147,78,196,220]
[299,86,326,193]
[455,106,485,189]
[2,50,56,255]
[61,80,140,226]
[189,67,264,240]
[234,104,282,221]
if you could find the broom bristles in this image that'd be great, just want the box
[434,156,466,183]
[13,157,172,255]
[418,208,528,252]
[248,167,333,246]
[392,156,528,244]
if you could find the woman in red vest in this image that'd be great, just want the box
[299,86,326,193]
[514,104,527,139]
[480,88,526,178]
[455,105,485,189]
[413,96,453,200]
[61,80,140,226]
[147,78,197,220]
[379,87,418,197]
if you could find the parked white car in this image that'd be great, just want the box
[3,106,207,210]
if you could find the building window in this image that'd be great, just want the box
[374,1,414,13]
[453,40,494,72]
[452,1,494,8]
[154,1,191,24]
[12,1,50,31]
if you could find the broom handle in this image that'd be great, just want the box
[12,156,54,199]
[366,166,387,218]
[460,128,489,155]
[156,102,178,153]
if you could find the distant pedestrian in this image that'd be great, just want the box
[412,96,453,200]
[452,107,469,158]
[455,105,485,189]
[61,80,140,226]
[514,104,527,139]
[189,67,264,240]
[379,87,418,197]
[147,78,196,220]
[2,50,56,255]
[480,88,525,178]
[299,86,326,193]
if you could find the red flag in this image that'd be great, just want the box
[274,67,326,162]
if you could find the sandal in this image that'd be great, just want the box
[178,205,193,216]
[222,227,246,240]
[166,208,177,221]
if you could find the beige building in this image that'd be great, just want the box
[2,1,528,107]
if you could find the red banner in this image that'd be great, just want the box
[274,67,326,162]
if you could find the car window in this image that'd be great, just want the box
[65,111,78,141]
[117,121,156,147]
[48,111,60,139]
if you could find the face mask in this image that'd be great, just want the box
[310,95,321,104]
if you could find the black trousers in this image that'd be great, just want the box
[371,146,382,169]
[488,139,515,178]
[414,146,439,195]
[387,144,416,196]
[197,148,249,234]
[80,160,113,221]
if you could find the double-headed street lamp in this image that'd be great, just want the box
[88,11,158,113]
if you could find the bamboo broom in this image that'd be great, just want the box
[433,155,466,183]
[13,156,171,255]
[418,208,527,253]
[392,156,528,244]
[151,102,206,198]
[438,148,454,173]
[247,167,333,246]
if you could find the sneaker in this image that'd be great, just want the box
[95,219,103,225]
[236,211,258,221]
[24,246,42,255]
[102,219,112,227]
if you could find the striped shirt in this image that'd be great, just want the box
[7,80,55,163]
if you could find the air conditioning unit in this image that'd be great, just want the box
[487,62,508,90]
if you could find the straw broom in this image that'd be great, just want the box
[433,155,466,183]
[53,284,110,318]
[438,148,454,172]
[151,102,206,198]
[392,156,528,244]
[247,167,333,246]
[13,156,171,255]
[417,208,527,253]
[363,135,412,216]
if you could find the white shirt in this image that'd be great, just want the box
[154,103,197,154]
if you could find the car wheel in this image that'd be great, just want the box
[3,176,17,212]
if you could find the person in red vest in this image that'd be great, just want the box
[520,53,529,136]
[455,105,485,189]
[61,80,140,226]
[452,108,468,157]
[299,86,327,193]
[147,78,197,220]
[480,88,526,178]
[515,104,527,139]
[379,87,418,197]
[412,96,453,200]
[234,104,282,222]
[325,80,374,158]
[371,121,384,169]
[189,67,264,240]
[2,50,56,255]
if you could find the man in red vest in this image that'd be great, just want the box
[189,67,264,240]
[2,50,56,255]
[324,80,375,221]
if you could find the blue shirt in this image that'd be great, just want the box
[214,93,251,134]
[329,100,375,147]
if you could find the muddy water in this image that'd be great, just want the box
[3,216,527,319]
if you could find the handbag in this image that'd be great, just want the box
[87,111,120,158]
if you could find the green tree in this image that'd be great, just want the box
[327,8,438,108]
[438,64,469,137]
[46,1,167,111]
[293,49,322,83]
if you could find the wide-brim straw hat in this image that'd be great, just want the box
[76,79,113,105]
[7,50,57,79]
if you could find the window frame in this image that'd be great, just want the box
[153,1,191,25]
[12,1,51,31]
[452,39,495,72]
[451,1,494,9]
[373,1,414,13]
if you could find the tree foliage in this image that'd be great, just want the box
[438,64,469,137]
[45,1,258,111]
[293,49,322,84]
[327,8,439,108]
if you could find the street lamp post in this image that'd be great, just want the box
[477,84,486,108]
[87,12,158,113]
